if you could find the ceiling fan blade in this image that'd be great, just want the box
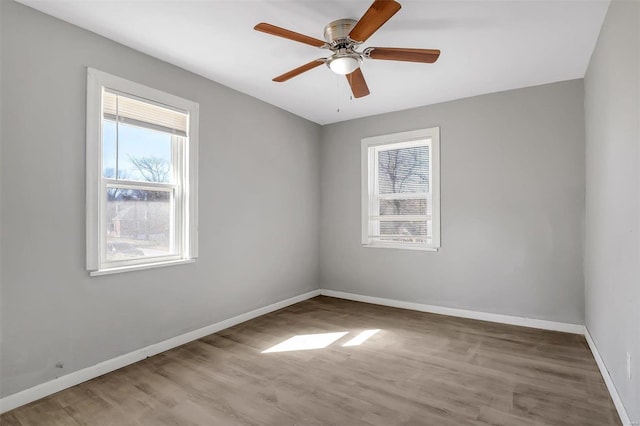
[366,47,441,63]
[273,59,325,82]
[348,0,402,43]
[346,68,370,98]
[255,23,326,48]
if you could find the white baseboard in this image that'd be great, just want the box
[584,330,633,426]
[0,289,320,415]
[320,289,586,334]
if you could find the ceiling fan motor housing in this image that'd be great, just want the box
[323,19,358,45]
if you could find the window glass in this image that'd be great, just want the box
[379,199,428,216]
[102,120,173,183]
[116,123,173,183]
[379,221,428,243]
[103,120,117,178]
[105,189,174,261]
[377,145,429,194]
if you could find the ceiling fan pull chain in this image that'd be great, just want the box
[336,74,341,112]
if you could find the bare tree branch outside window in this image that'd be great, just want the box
[128,155,171,183]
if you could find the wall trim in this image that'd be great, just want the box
[320,289,586,334]
[0,289,321,415]
[584,330,633,426]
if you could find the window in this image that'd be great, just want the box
[361,127,440,251]
[86,68,198,275]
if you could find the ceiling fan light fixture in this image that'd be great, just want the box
[327,55,361,75]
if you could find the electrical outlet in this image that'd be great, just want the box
[627,352,632,380]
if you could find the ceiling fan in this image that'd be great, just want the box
[254,0,440,99]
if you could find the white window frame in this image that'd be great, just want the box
[361,127,440,251]
[86,68,199,276]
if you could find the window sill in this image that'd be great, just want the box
[363,244,439,252]
[89,258,196,276]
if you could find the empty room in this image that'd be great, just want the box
[0,0,638,424]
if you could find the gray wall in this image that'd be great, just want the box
[320,80,586,325]
[0,1,321,397]
[584,0,640,421]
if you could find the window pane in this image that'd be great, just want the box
[378,145,429,194]
[102,120,117,178]
[116,122,173,182]
[379,199,428,215]
[378,220,429,243]
[106,189,174,261]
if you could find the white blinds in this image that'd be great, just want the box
[369,142,431,244]
[103,90,188,137]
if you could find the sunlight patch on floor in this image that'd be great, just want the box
[342,329,381,347]
[262,332,348,353]
[262,329,383,353]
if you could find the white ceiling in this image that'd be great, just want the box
[19,0,609,125]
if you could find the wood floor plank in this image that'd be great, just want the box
[0,296,621,425]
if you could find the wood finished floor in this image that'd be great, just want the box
[1,296,620,426]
